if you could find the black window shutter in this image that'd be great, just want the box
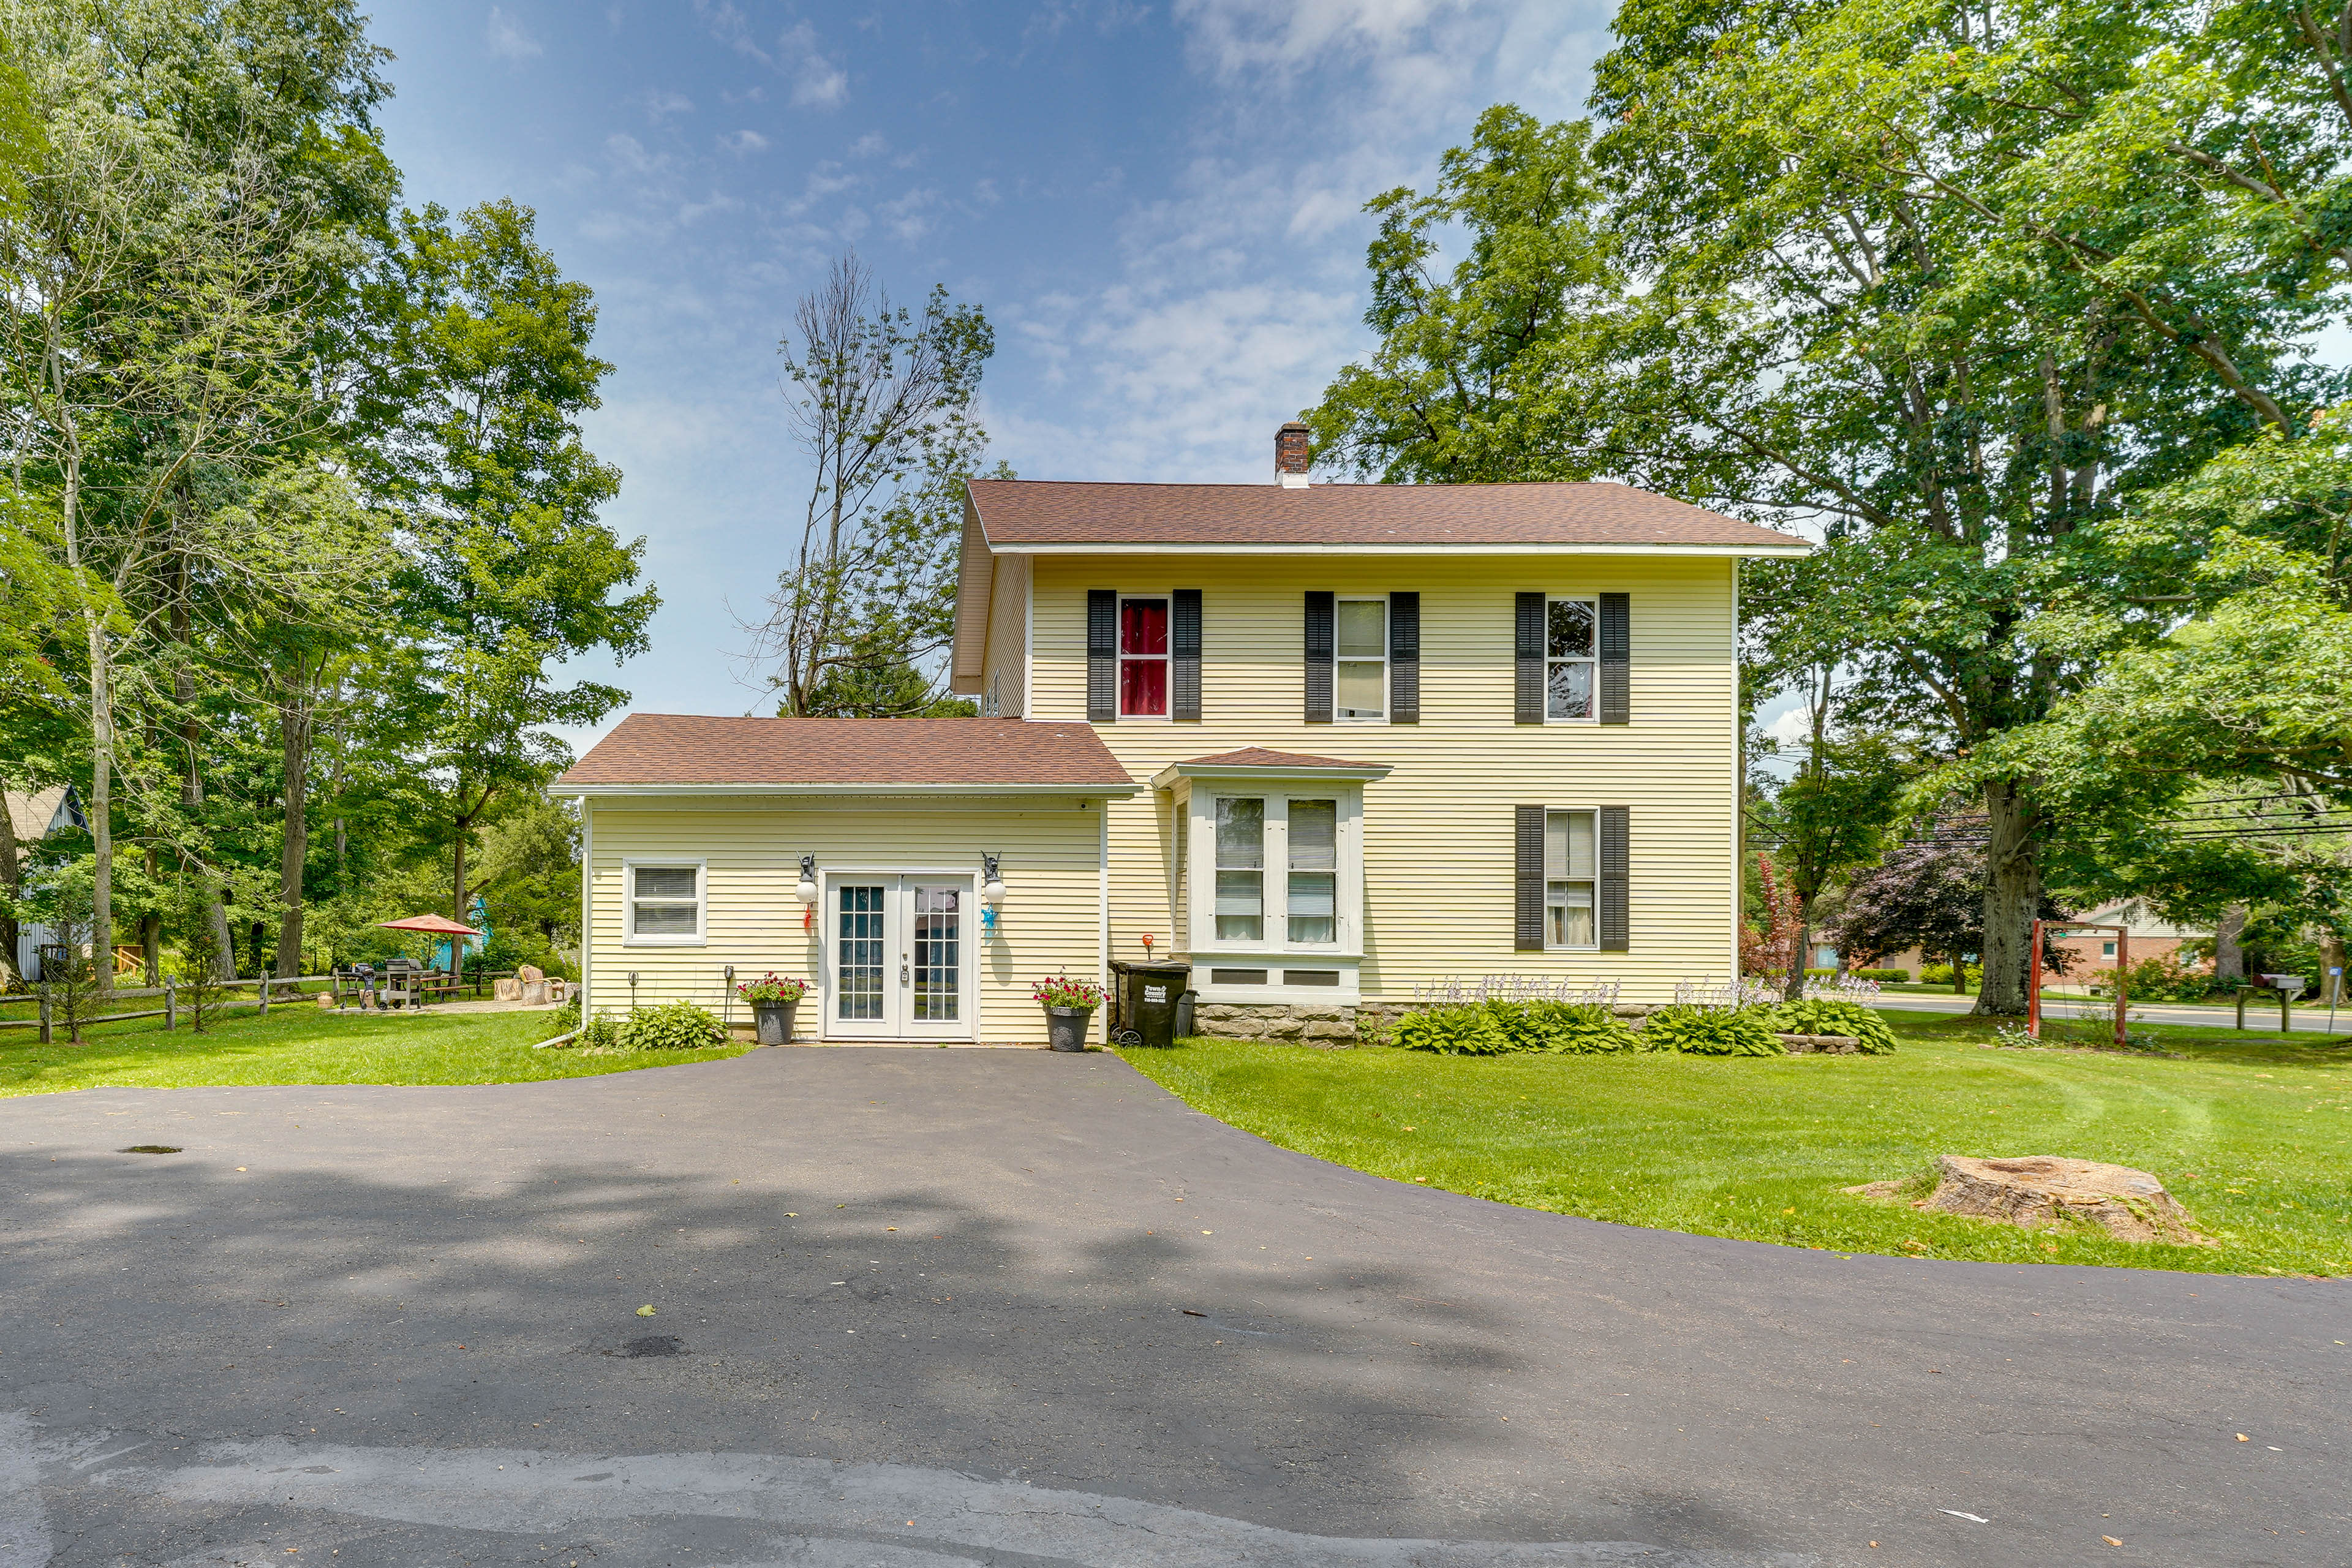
[1303,591,1334,723]
[1388,591,1420,723]
[1514,805,1546,951]
[1598,805,1630,951]
[1172,589,1202,722]
[1514,592,1544,724]
[1599,592,1630,724]
[1087,590,1117,722]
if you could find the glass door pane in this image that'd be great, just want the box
[910,884,962,1022]
[836,884,888,1020]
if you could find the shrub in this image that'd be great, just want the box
[619,1000,726,1050]
[574,1009,621,1049]
[1487,999,1640,1054]
[2119,954,2217,1003]
[1758,997,1897,1054]
[1852,967,1910,983]
[1638,1005,1786,1057]
[1395,1003,1514,1054]
[1921,962,1983,986]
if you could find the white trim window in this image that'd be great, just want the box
[1189,787,1362,955]
[1286,798,1338,943]
[1545,810,1597,949]
[1213,796,1265,941]
[1547,597,1597,721]
[625,861,705,944]
[1118,594,1170,718]
[1335,597,1386,722]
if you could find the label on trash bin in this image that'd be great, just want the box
[1144,984,1167,1003]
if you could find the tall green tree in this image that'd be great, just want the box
[747,252,995,717]
[357,199,655,921]
[1307,0,2346,1012]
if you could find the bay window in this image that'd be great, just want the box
[1183,785,1365,956]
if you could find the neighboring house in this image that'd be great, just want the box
[6,785,88,984]
[553,424,1807,1042]
[2045,900,2211,974]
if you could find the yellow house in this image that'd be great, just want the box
[556,423,1806,1044]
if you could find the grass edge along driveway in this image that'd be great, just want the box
[0,1003,749,1096]
[1117,1009,2352,1278]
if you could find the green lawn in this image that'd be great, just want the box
[0,1001,748,1096]
[1117,1009,2352,1277]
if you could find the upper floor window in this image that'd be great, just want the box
[1120,595,1168,717]
[1545,810,1596,948]
[1335,598,1386,721]
[1548,597,1597,721]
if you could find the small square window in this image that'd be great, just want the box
[628,864,703,942]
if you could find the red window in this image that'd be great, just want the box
[1119,597,1168,716]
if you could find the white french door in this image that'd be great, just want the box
[824,874,976,1041]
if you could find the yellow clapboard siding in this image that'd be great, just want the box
[980,552,1031,717]
[583,796,1102,1042]
[1025,554,1739,1003]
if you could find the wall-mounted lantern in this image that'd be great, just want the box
[981,853,1006,933]
[796,854,818,932]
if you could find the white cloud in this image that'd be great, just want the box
[643,90,694,121]
[781,21,849,108]
[718,128,770,154]
[485,5,543,60]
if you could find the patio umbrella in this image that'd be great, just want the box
[375,914,485,988]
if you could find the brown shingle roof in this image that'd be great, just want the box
[966,478,1803,550]
[554,715,1136,790]
[1175,748,1382,771]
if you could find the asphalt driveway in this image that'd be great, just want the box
[0,1047,2341,1568]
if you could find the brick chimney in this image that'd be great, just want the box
[1275,421,1311,488]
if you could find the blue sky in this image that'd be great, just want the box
[366,0,1615,747]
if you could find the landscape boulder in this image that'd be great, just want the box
[1854,1155,2209,1244]
[1777,1033,1861,1054]
[520,979,551,1006]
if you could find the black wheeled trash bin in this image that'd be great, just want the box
[1108,960,1192,1047]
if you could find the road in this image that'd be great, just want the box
[0,1048,2343,1567]
[1871,989,2349,1035]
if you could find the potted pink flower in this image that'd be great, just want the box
[1031,974,1103,1052]
[736,972,809,1045]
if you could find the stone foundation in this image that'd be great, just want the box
[1196,997,1658,1047]
[1193,1002,1357,1045]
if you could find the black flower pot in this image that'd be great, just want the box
[1044,1005,1094,1052]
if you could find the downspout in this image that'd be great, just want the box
[579,801,594,1016]
[1731,559,1744,982]
[1098,800,1110,1043]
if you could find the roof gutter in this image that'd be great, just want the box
[986,541,1809,558]
[550,781,1140,800]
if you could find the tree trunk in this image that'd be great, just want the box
[1952,952,1970,995]
[0,772,19,987]
[2214,906,2245,981]
[138,913,160,987]
[61,464,115,1000]
[206,885,236,979]
[1783,894,1812,1001]
[2321,932,2346,1010]
[275,664,311,978]
[1975,778,2041,1016]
